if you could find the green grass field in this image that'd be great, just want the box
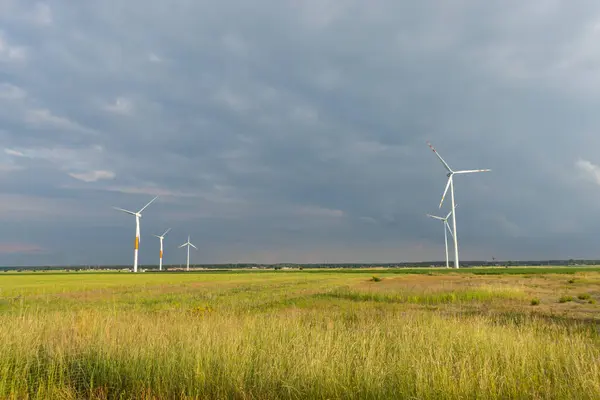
[1,268,600,399]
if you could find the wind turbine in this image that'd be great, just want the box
[153,228,171,271]
[179,236,197,271]
[427,142,490,268]
[426,208,455,269]
[113,196,158,273]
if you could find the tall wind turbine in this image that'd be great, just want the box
[113,196,158,273]
[426,209,454,269]
[427,142,490,268]
[179,236,197,271]
[153,228,171,271]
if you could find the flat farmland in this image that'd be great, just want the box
[1,268,600,399]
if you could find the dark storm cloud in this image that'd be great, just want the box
[1,0,600,265]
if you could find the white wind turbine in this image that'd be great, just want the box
[427,142,490,269]
[153,228,171,271]
[113,196,158,273]
[426,208,455,269]
[179,236,197,271]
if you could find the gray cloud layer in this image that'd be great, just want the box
[1,0,600,265]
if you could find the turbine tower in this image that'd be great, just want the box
[153,228,171,271]
[426,209,455,269]
[113,196,158,273]
[179,236,197,271]
[427,142,490,268]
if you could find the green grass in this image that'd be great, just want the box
[320,286,525,305]
[287,266,600,275]
[0,270,599,399]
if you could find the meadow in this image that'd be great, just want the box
[1,267,600,399]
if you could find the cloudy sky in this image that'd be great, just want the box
[1,1,600,266]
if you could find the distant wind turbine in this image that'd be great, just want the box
[426,208,455,269]
[153,228,171,271]
[113,196,158,273]
[179,236,197,271]
[427,142,490,269]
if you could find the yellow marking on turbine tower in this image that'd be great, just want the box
[135,237,139,250]
[160,250,163,258]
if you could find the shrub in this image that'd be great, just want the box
[589,299,597,304]
[558,295,573,303]
[567,279,575,284]
[530,298,540,306]
[370,276,382,282]
[577,293,591,301]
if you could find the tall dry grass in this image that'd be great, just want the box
[1,306,599,399]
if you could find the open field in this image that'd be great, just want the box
[1,268,600,399]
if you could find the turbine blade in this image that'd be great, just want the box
[427,141,453,173]
[162,228,171,237]
[190,243,198,249]
[446,204,458,220]
[138,196,158,214]
[153,234,162,239]
[113,207,136,216]
[445,221,454,238]
[439,177,452,209]
[426,214,444,220]
[179,243,187,248]
[454,169,491,174]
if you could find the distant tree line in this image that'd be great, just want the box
[0,259,598,272]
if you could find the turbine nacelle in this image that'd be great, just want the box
[113,196,158,218]
[153,228,171,241]
[179,240,198,250]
